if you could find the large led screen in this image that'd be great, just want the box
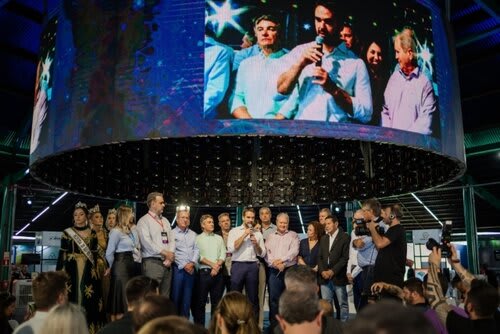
[30,0,464,164]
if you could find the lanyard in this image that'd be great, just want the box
[148,212,164,230]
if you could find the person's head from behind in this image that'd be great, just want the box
[0,292,16,319]
[344,301,435,334]
[126,276,160,310]
[284,265,318,293]
[210,291,258,334]
[39,303,88,334]
[137,315,207,334]
[32,271,69,311]
[464,279,499,319]
[132,295,176,332]
[277,289,322,334]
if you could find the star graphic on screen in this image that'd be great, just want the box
[206,0,249,37]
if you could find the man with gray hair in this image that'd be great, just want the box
[137,192,176,297]
[381,27,437,135]
[276,289,322,334]
[265,212,300,330]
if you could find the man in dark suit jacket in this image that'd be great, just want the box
[318,215,350,322]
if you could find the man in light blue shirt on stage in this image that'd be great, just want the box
[171,205,199,318]
[231,14,294,120]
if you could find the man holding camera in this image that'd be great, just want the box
[427,244,499,333]
[367,204,407,297]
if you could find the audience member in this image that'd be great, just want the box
[132,295,177,333]
[426,244,499,333]
[208,291,259,334]
[276,290,322,334]
[0,292,17,334]
[13,271,69,334]
[137,315,207,334]
[97,276,159,334]
[344,301,436,334]
[39,303,89,334]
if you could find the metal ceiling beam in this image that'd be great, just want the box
[461,174,500,210]
[456,27,500,47]
[473,0,500,22]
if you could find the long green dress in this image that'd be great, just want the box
[56,227,106,334]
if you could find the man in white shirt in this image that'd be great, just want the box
[14,271,68,334]
[227,207,266,318]
[137,192,175,297]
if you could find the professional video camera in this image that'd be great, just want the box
[426,220,453,258]
[354,217,385,236]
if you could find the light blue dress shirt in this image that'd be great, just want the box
[280,42,372,123]
[105,228,138,268]
[172,227,200,269]
[204,36,233,118]
[233,44,260,72]
[231,49,294,119]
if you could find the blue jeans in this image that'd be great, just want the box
[171,264,195,318]
[321,281,349,321]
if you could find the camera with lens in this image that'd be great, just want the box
[354,217,385,236]
[426,220,453,258]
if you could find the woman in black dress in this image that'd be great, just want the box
[297,221,324,272]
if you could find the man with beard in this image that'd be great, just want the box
[367,204,406,297]
[277,1,372,123]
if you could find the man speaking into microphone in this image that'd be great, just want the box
[277,1,372,123]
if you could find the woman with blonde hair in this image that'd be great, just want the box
[39,303,89,334]
[209,291,259,334]
[105,205,140,321]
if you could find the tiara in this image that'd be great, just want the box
[89,204,101,215]
[107,208,117,216]
[75,202,87,210]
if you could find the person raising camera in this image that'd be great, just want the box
[367,204,407,300]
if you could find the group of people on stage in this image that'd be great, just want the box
[10,190,499,334]
[205,0,438,136]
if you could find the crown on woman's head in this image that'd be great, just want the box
[89,204,101,215]
[107,208,117,216]
[75,201,87,210]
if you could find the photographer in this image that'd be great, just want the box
[427,244,499,333]
[353,199,386,308]
[368,204,407,296]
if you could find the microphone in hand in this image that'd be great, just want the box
[315,35,324,66]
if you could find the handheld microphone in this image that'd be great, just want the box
[315,36,324,66]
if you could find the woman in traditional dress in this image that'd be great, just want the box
[56,202,105,334]
[105,205,139,321]
[88,204,110,314]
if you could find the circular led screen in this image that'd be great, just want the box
[30,0,465,205]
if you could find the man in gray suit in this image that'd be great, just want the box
[318,215,350,322]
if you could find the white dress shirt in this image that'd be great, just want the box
[227,225,266,262]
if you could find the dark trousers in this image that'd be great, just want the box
[230,261,259,319]
[171,265,195,318]
[268,267,289,331]
[359,265,375,310]
[192,268,224,326]
[352,273,363,311]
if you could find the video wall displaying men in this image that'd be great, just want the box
[204,0,440,137]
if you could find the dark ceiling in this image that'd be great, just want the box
[0,0,499,237]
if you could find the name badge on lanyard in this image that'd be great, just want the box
[161,232,169,244]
